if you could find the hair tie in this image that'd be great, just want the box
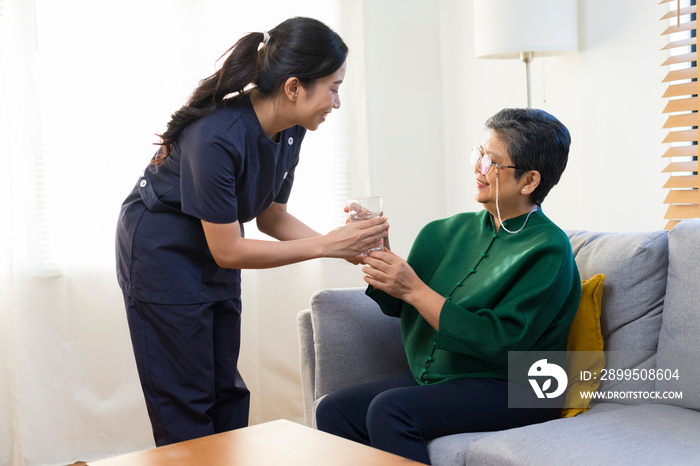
[262,31,271,45]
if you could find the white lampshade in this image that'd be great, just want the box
[474,0,579,59]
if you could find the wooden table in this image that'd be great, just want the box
[88,419,423,465]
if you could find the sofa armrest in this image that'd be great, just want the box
[297,308,317,427]
[297,287,408,427]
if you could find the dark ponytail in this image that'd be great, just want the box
[153,17,348,165]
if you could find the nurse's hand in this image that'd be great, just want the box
[342,205,391,264]
[322,216,389,259]
[343,236,392,265]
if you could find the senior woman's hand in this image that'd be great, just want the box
[362,250,421,302]
[362,250,446,330]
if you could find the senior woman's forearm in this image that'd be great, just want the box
[404,282,446,330]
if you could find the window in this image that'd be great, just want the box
[661,0,700,229]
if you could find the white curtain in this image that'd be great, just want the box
[0,1,370,464]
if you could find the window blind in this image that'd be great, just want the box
[661,0,700,230]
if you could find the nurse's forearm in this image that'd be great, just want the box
[202,218,388,269]
[256,203,320,241]
[213,236,328,269]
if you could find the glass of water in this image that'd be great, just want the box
[347,196,384,255]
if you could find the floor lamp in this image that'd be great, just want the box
[473,0,579,108]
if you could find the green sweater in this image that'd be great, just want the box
[367,209,580,385]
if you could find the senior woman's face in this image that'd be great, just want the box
[474,131,529,216]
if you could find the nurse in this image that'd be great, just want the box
[116,17,388,446]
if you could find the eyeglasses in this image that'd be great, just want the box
[471,146,522,175]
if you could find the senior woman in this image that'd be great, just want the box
[316,108,581,465]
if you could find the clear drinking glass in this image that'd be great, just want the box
[346,196,384,255]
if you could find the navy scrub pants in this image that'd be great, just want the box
[124,294,250,446]
[315,371,561,465]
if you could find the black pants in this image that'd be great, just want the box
[123,294,250,446]
[316,371,560,465]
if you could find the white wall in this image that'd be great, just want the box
[361,0,448,257]
[362,0,668,262]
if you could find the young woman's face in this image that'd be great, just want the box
[296,60,346,131]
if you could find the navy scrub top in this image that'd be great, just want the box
[116,94,306,305]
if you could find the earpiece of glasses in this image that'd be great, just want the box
[471,146,520,175]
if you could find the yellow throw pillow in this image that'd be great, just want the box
[560,273,606,418]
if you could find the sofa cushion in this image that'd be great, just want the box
[465,404,700,465]
[423,403,626,466]
[657,218,700,410]
[566,230,668,352]
[566,230,667,398]
[426,431,487,466]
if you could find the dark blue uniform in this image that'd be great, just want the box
[116,94,305,445]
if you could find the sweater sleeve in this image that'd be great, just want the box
[365,286,402,317]
[437,235,580,360]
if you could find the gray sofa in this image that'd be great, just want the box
[297,219,700,465]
